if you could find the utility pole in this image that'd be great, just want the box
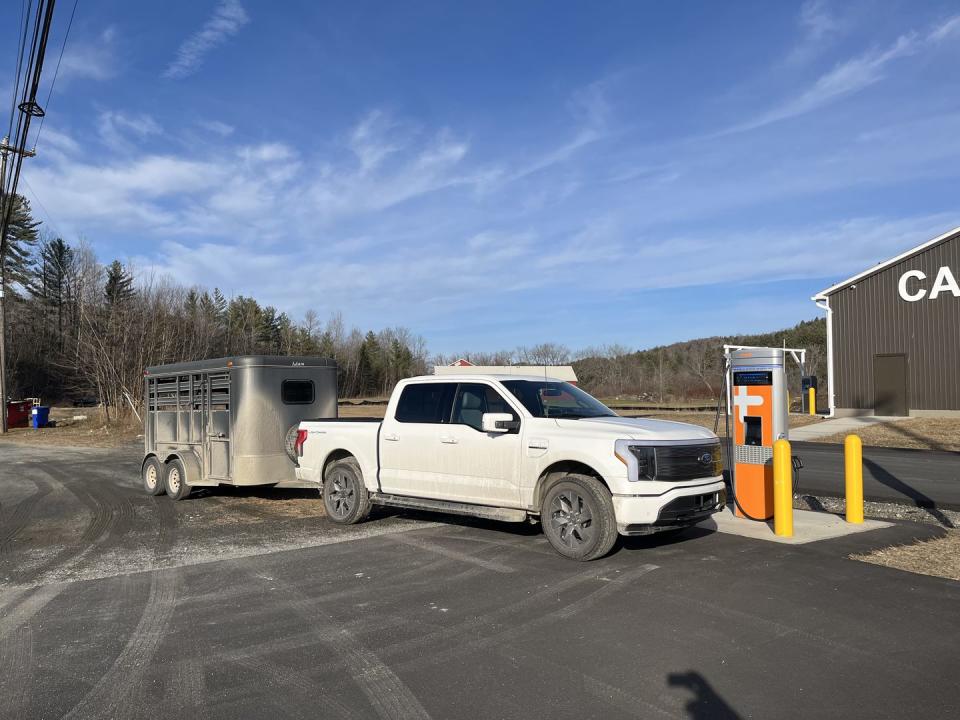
[0,137,37,433]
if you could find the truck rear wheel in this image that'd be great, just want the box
[142,457,165,496]
[164,458,192,501]
[541,474,617,561]
[323,457,371,524]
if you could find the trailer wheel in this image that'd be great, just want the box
[142,457,165,496]
[322,457,371,524]
[164,458,192,501]
[541,474,617,561]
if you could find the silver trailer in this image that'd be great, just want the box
[141,356,338,500]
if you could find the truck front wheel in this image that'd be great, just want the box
[541,475,617,561]
[323,457,371,524]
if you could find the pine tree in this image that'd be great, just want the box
[104,260,135,305]
[1,194,41,297]
[30,237,74,350]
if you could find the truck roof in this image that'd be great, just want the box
[405,373,571,384]
[144,355,337,375]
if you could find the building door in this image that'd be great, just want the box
[874,354,908,416]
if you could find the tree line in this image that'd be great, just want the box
[2,195,827,418]
[1,196,428,418]
[437,319,827,403]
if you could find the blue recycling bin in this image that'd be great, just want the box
[31,406,50,428]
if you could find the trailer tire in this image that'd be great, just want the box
[164,458,192,501]
[283,424,299,463]
[142,457,165,496]
[322,457,371,524]
[541,474,617,561]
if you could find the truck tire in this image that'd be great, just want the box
[322,457,371,524]
[164,458,192,501]
[283,424,299,463]
[142,457,165,496]
[541,474,617,561]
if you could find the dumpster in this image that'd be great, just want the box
[31,406,50,428]
[6,400,31,428]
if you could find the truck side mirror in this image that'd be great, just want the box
[482,412,518,433]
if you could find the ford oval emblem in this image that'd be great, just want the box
[698,452,713,465]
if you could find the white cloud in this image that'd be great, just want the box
[97,111,163,152]
[786,0,847,65]
[929,14,960,43]
[729,12,960,135]
[164,0,249,79]
[59,26,118,81]
[198,119,235,136]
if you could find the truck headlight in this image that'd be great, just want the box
[614,440,657,481]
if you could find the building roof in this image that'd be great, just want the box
[812,225,960,299]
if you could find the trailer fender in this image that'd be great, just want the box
[162,450,214,487]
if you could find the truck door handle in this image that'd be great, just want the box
[384,433,399,442]
[439,436,458,444]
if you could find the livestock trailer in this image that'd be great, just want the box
[142,355,338,499]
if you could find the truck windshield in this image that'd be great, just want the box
[501,380,617,419]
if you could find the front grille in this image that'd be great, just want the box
[654,488,726,526]
[653,442,723,481]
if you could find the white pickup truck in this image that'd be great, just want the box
[295,375,726,560]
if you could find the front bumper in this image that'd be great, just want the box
[612,479,726,536]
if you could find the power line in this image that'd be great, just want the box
[7,0,34,142]
[21,177,63,239]
[33,0,79,150]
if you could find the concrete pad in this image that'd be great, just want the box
[698,506,891,544]
[789,415,907,441]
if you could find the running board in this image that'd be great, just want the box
[369,493,528,523]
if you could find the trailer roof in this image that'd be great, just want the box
[144,355,337,375]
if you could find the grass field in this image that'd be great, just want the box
[816,417,960,453]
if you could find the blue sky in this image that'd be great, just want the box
[15,0,960,353]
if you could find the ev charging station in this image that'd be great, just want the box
[720,345,807,522]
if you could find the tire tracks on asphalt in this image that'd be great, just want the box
[61,569,182,720]
[0,476,53,554]
[239,568,432,720]
[20,463,136,584]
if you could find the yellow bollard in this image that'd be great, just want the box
[845,435,864,523]
[808,387,816,416]
[773,438,793,537]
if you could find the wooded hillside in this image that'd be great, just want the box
[2,197,826,416]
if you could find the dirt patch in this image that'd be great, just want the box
[851,530,960,581]
[814,417,960,453]
[0,407,141,448]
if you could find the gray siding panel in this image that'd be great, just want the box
[830,231,960,411]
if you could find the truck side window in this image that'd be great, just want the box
[395,383,456,423]
[452,384,519,432]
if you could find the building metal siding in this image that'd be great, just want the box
[828,232,959,411]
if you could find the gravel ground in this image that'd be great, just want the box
[794,493,960,528]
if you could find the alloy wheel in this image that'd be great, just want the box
[550,490,594,548]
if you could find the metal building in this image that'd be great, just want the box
[812,226,960,417]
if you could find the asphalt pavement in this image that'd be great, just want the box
[1,442,958,719]
[791,441,960,510]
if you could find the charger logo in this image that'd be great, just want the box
[898,266,960,302]
[733,385,763,422]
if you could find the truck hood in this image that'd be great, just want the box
[554,416,718,442]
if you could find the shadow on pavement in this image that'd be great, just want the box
[863,458,955,528]
[668,671,741,719]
